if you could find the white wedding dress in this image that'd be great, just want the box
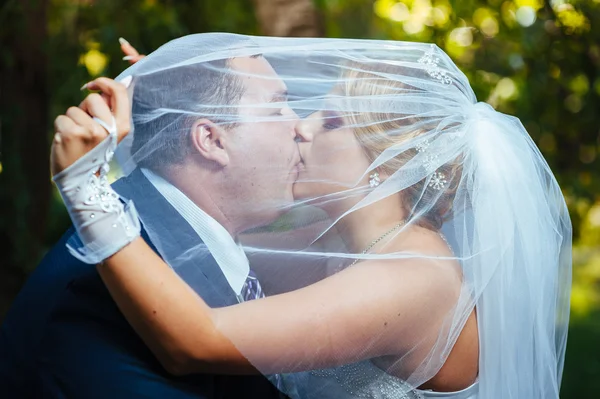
[279,360,478,399]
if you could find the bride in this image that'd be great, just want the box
[50,34,571,398]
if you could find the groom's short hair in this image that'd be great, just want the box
[130,56,260,172]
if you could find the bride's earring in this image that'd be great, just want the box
[369,171,381,188]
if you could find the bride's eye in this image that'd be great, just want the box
[322,111,343,130]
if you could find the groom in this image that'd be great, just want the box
[0,53,305,398]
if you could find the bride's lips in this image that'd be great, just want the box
[290,147,304,183]
[291,145,305,183]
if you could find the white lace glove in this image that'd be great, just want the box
[53,116,141,264]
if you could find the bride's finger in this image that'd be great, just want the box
[125,55,142,64]
[54,114,78,138]
[79,93,113,126]
[51,114,94,175]
[67,106,111,145]
[123,54,145,65]
[119,38,146,65]
[66,106,96,128]
[54,114,100,145]
[84,78,131,142]
[119,37,140,56]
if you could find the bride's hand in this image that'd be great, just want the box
[51,78,130,176]
[119,37,145,65]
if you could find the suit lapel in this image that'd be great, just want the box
[113,169,239,307]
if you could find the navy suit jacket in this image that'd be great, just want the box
[0,169,285,399]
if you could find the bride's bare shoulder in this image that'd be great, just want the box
[364,225,463,285]
[395,225,454,255]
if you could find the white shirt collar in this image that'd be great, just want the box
[141,168,249,295]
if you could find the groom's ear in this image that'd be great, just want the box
[189,118,230,166]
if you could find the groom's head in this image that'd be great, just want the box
[130,55,302,232]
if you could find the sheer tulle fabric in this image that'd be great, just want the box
[110,33,571,398]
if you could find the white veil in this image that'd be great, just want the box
[109,33,571,398]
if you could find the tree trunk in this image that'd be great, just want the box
[252,0,323,37]
[0,0,50,319]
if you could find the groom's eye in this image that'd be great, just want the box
[269,91,289,117]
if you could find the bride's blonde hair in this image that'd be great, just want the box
[341,61,462,230]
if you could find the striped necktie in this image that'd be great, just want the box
[239,269,264,301]
[237,270,292,396]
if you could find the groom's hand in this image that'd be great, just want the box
[51,78,130,176]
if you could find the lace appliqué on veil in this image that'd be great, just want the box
[311,362,425,399]
[418,45,452,86]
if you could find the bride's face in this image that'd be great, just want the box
[293,109,372,204]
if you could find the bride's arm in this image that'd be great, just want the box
[100,235,460,376]
[98,237,245,375]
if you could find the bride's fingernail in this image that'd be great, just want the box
[119,37,129,46]
[80,83,89,91]
[122,55,134,61]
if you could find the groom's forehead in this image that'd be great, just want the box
[229,57,287,99]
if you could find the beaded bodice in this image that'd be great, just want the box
[280,361,478,399]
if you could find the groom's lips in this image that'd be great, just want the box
[291,163,300,181]
[291,160,304,183]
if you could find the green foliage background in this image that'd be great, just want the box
[1,0,599,396]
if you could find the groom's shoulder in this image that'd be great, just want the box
[0,225,102,342]
[0,226,90,393]
[111,167,155,199]
[3,226,91,322]
[0,213,156,360]
[0,220,160,394]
